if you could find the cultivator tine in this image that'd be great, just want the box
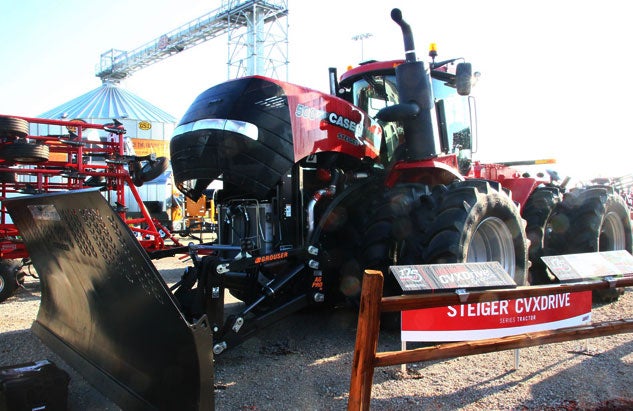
[4,189,214,410]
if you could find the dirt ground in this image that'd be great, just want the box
[2,256,633,410]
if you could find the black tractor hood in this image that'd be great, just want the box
[170,76,294,200]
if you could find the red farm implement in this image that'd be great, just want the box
[0,114,184,301]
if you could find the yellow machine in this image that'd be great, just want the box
[170,191,217,239]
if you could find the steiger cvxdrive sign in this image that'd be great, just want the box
[391,260,597,341]
[400,289,592,341]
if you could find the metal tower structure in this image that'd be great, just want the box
[224,0,289,80]
[95,0,289,84]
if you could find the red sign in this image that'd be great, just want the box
[401,291,592,341]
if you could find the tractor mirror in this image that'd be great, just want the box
[456,62,472,96]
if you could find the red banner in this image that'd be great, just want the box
[401,291,592,341]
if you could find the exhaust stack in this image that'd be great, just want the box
[377,8,440,161]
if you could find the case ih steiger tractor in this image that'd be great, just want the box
[167,7,632,354]
[5,8,632,409]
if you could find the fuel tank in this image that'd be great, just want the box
[170,76,382,200]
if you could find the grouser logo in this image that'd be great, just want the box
[254,251,289,264]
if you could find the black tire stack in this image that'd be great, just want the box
[0,116,49,164]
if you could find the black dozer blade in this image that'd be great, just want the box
[4,189,214,410]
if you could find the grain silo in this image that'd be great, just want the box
[32,81,177,215]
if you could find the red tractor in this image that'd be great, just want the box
[166,8,632,354]
[5,9,632,408]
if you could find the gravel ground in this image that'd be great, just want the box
[2,257,633,410]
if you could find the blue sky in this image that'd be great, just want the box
[1,0,631,179]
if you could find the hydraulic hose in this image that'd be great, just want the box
[306,169,342,239]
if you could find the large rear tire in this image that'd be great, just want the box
[523,186,561,284]
[414,180,529,286]
[546,186,632,302]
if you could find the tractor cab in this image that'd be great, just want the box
[335,55,477,175]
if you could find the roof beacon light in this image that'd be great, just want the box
[429,43,438,63]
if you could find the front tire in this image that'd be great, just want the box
[358,183,432,299]
[314,177,388,304]
[416,180,529,286]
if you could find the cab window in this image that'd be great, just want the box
[433,78,474,174]
[352,75,402,162]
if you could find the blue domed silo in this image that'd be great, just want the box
[32,81,177,216]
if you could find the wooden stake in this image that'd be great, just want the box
[348,270,383,411]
